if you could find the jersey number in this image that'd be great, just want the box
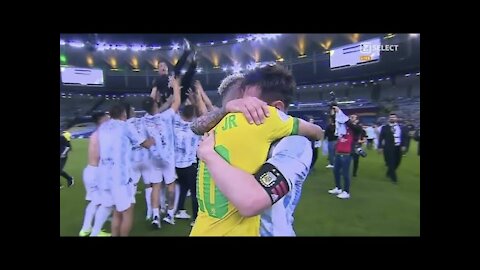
[197,145,230,219]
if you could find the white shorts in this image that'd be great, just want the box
[131,161,149,185]
[101,181,135,212]
[82,165,101,204]
[144,159,177,185]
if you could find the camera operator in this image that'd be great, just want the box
[351,121,367,178]
[324,118,337,168]
[327,106,363,199]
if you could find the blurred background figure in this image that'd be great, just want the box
[60,131,74,189]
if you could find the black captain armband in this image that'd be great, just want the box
[254,163,290,205]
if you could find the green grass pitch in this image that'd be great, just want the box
[60,139,420,236]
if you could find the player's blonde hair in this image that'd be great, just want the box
[217,73,245,96]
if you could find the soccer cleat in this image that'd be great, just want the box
[326,164,334,168]
[175,210,191,219]
[337,191,351,199]
[79,229,91,237]
[97,231,111,237]
[328,187,342,195]
[163,214,175,225]
[67,177,74,187]
[151,216,161,229]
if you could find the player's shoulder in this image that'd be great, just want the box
[90,130,99,139]
[162,107,175,116]
[266,106,291,122]
[274,136,311,156]
[278,135,310,146]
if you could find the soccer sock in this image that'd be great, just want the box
[160,188,166,210]
[91,206,112,236]
[167,209,175,219]
[145,187,152,218]
[80,201,98,232]
[174,183,180,213]
[152,208,159,219]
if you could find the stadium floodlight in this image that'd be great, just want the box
[171,43,180,50]
[69,41,84,48]
[222,40,228,44]
[150,45,162,50]
[405,73,411,77]
[197,43,201,46]
[131,44,145,52]
[416,72,420,76]
[232,63,242,73]
[247,36,254,41]
[386,77,390,80]
[96,43,108,51]
[196,67,203,73]
[370,80,374,82]
[116,44,128,51]
[210,42,215,45]
[236,38,245,42]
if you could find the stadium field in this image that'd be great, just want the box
[60,139,420,236]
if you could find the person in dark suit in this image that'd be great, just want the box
[414,127,420,156]
[60,131,74,189]
[377,113,409,183]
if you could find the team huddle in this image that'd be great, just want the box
[77,64,325,237]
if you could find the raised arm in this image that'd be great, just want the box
[169,76,181,113]
[195,80,214,112]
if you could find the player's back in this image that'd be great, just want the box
[191,106,299,236]
[88,130,100,166]
[98,119,132,188]
[173,114,200,168]
[143,108,176,166]
[127,117,149,163]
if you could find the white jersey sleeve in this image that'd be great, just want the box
[267,136,312,189]
[126,118,146,147]
[260,135,313,237]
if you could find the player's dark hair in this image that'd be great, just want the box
[109,103,126,119]
[142,96,156,115]
[181,105,195,119]
[241,65,296,107]
[91,112,107,125]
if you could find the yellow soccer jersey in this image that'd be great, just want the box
[190,106,299,236]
